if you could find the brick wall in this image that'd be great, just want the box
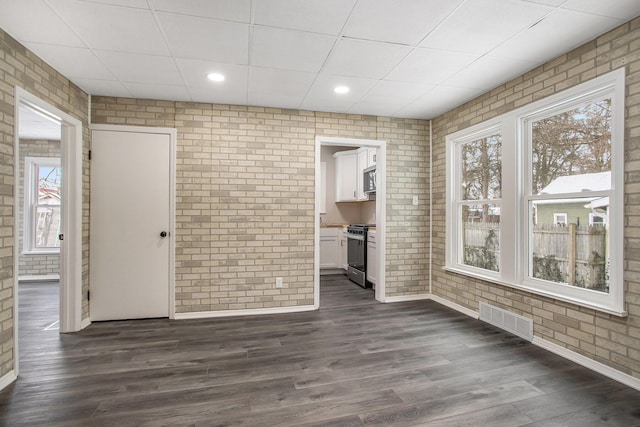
[432,18,640,380]
[92,99,432,310]
[18,139,61,277]
[0,29,90,378]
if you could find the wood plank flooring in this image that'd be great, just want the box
[2,276,640,426]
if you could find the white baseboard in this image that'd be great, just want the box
[174,304,316,320]
[429,294,480,319]
[80,318,91,330]
[18,274,60,282]
[0,371,17,392]
[427,294,640,392]
[384,294,431,303]
[532,336,640,392]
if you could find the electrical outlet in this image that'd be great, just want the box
[275,277,283,288]
[412,195,419,206]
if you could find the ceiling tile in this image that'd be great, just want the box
[156,12,249,64]
[322,39,412,79]
[19,105,61,140]
[348,81,434,116]
[71,78,132,98]
[0,0,84,47]
[248,67,315,109]
[373,82,431,105]
[385,48,479,84]
[420,0,552,54]
[250,27,335,72]
[300,75,377,113]
[343,0,464,45]
[444,56,537,90]
[123,82,192,102]
[489,9,621,62]
[562,0,640,20]
[177,58,248,105]
[24,43,114,80]
[522,0,565,6]
[253,0,356,35]
[395,85,485,119]
[95,51,183,85]
[348,101,404,117]
[522,0,567,7]
[150,0,250,22]
[48,0,169,55]
[79,0,150,8]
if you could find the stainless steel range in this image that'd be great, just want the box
[346,224,375,288]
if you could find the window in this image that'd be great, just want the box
[446,69,625,315]
[454,129,502,274]
[24,157,61,254]
[589,213,607,226]
[553,213,567,226]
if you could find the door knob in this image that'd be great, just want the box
[160,231,168,238]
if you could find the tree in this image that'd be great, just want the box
[532,99,611,194]
[462,134,501,223]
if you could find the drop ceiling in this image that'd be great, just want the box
[1,0,639,119]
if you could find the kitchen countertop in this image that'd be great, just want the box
[320,223,348,228]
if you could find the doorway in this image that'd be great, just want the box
[13,87,84,377]
[314,136,387,308]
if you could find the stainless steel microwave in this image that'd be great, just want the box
[363,165,376,194]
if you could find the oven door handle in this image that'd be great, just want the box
[347,234,365,241]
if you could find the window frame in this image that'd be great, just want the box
[448,124,503,279]
[23,156,61,255]
[445,68,626,316]
[553,213,568,226]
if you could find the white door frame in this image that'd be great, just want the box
[13,87,84,376]
[89,124,177,319]
[314,136,387,307]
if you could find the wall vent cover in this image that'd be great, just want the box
[479,302,533,341]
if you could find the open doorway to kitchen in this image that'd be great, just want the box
[14,88,84,378]
[314,136,387,308]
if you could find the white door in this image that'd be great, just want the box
[90,129,171,320]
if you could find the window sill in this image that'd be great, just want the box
[443,265,627,318]
[22,250,60,256]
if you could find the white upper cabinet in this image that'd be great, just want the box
[334,146,377,203]
[357,148,369,201]
[367,147,376,166]
[334,150,358,202]
[320,161,327,213]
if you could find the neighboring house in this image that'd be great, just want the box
[534,171,610,226]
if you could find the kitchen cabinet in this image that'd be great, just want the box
[367,230,377,285]
[357,148,369,201]
[320,162,327,213]
[320,228,340,269]
[339,227,348,270]
[334,147,376,203]
[367,148,377,166]
[333,150,358,202]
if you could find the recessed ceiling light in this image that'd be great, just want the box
[334,85,350,94]
[206,72,225,82]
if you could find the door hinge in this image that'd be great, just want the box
[87,290,90,301]
[89,150,92,160]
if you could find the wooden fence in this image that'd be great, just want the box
[463,222,608,291]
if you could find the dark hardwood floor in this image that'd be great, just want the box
[2,276,640,426]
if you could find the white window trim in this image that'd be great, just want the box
[553,213,568,226]
[23,156,61,255]
[446,68,626,316]
[589,213,607,225]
